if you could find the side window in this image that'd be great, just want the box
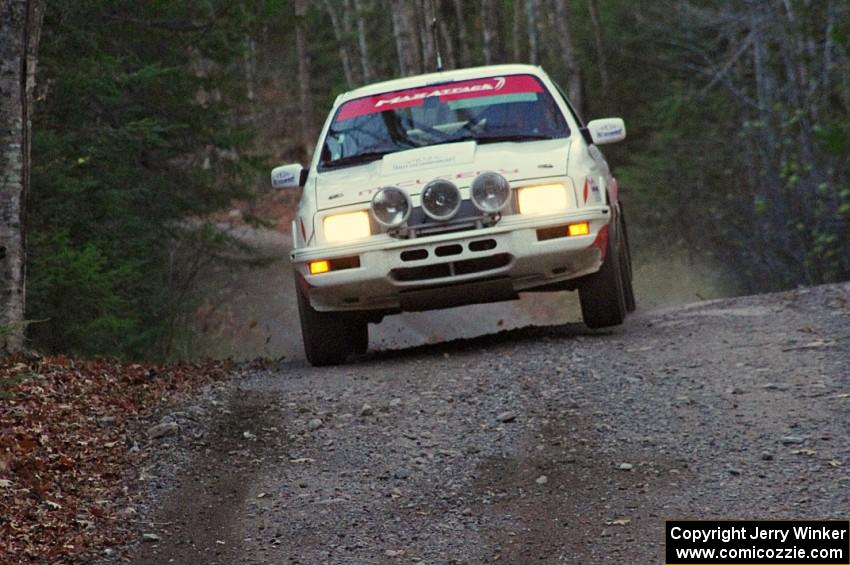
[554,81,593,145]
[553,82,585,127]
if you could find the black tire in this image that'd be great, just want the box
[294,273,366,366]
[579,220,627,329]
[349,317,369,355]
[619,210,636,313]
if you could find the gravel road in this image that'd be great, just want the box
[130,282,850,564]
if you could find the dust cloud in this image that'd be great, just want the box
[184,228,737,361]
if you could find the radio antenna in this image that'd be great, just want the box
[430,0,444,72]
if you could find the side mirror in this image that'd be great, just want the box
[271,164,306,189]
[587,118,626,145]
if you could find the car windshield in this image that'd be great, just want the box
[318,74,569,170]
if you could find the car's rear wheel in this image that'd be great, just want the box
[579,221,627,329]
[294,273,367,366]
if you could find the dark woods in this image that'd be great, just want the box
[8,0,850,358]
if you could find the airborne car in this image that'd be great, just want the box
[272,64,634,366]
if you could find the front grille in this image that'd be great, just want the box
[390,253,512,282]
[435,244,463,257]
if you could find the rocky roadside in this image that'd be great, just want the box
[126,282,850,564]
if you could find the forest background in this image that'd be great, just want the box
[2,0,848,359]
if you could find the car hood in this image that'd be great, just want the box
[314,139,570,210]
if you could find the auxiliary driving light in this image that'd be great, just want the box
[371,186,411,227]
[517,183,569,215]
[421,179,462,221]
[471,172,511,213]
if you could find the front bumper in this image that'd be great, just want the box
[291,207,610,312]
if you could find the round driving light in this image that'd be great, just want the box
[371,186,411,227]
[471,172,511,213]
[421,179,461,221]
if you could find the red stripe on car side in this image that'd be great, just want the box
[609,177,619,204]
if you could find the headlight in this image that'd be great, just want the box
[421,179,461,220]
[371,186,411,227]
[517,183,569,215]
[323,211,371,242]
[471,172,511,213]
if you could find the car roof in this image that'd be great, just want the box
[336,64,548,104]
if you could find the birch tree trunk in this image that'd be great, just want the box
[354,0,374,83]
[481,0,494,64]
[419,0,436,72]
[452,0,472,67]
[323,0,356,87]
[525,0,539,65]
[243,35,257,101]
[439,17,456,70]
[552,0,582,112]
[391,0,422,76]
[587,0,609,107]
[295,0,316,154]
[480,0,502,65]
[512,0,523,62]
[0,0,44,353]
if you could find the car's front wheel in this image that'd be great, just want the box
[578,222,627,329]
[294,273,368,366]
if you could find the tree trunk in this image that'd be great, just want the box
[419,0,437,72]
[481,0,493,64]
[512,0,523,62]
[0,0,44,354]
[525,0,539,64]
[551,0,582,112]
[243,35,257,101]
[323,0,355,88]
[391,0,422,76]
[354,0,374,83]
[452,0,472,67]
[295,0,316,155]
[480,0,502,65]
[587,0,609,108]
[439,17,456,70]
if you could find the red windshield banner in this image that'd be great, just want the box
[336,75,544,121]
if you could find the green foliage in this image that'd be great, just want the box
[27,0,263,358]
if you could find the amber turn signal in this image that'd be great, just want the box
[567,222,590,236]
[309,260,331,275]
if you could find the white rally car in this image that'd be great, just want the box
[272,64,634,366]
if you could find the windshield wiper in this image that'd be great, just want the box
[320,151,390,170]
[474,134,555,144]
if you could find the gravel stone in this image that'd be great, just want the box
[147,422,179,439]
[496,411,516,423]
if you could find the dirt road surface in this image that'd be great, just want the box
[128,282,850,564]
